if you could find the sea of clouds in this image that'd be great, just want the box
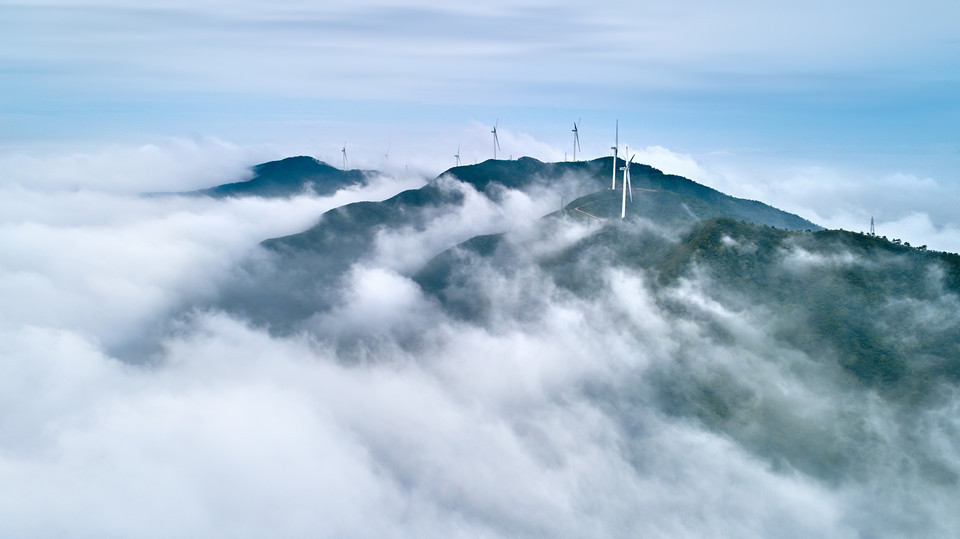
[1,139,959,537]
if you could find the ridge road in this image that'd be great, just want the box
[569,187,657,221]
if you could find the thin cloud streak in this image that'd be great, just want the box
[4,1,958,101]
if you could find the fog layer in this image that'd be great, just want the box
[2,156,959,538]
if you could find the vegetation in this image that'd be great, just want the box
[193,156,368,198]
[223,156,959,405]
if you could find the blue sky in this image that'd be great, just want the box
[3,0,960,246]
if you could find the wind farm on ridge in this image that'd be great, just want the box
[331,118,643,219]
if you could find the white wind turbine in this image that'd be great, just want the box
[341,141,348,169]
[611,119,619,190]
[620,146,634,219]
[492,120,501,159]
[572,119,581,161]
[455,143,461,166]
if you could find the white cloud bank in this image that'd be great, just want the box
[628,145,960,254]
[1,140,959,537]
[0,141,424,350]
[0,311,852,538]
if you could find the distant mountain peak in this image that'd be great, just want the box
[251,155,337,175]
[187,155,368,198]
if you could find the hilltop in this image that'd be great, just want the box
[187,156,368,198]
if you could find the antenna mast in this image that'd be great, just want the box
[870,216,875,236]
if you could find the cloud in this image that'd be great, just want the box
[615,146,960,254]
[633,145,716,183]
[0,137,257,193]
[369,174,563,275]
[0,284,853,537]
[877,213,960,253]
[0,142,424,351]
[2,139,960,537]
[8,0,957,99]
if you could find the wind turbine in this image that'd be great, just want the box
[341,141,348,170]
[491,120,501,159]
[384,142,390,160]
[620,146,634,219]
[611,119,619,190]
[455,143,461,166]
[572,119,581,162]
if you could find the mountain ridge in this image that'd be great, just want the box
[189,155,368,198]
[208,156,829,331]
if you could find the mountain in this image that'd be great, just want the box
[268,156,817,256]
[413,213,960,495]
[561,163,818,230]
[418,216,960,391]
[216,157,817,329]
[264,155,816,260]
[202,155,960,533]
[190,156,367,198]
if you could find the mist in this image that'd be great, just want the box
[2,145,959,538]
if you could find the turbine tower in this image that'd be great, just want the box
[341,142,348,170]
[572,119,581,162]
[611,119,619,190]
[620,146,634,219]
[455,143,461,166]
[491,120,501,159]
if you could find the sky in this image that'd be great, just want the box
[3,3,960,534]
[2,0,959,248]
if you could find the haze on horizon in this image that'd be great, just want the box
[3,0,959,250]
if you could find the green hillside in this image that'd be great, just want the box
[267,156,817,258]
[564,159,819,230]
[413,214,960,488]
[217,156,824,329]
[417,216,960,397]
[192,156,367,198]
